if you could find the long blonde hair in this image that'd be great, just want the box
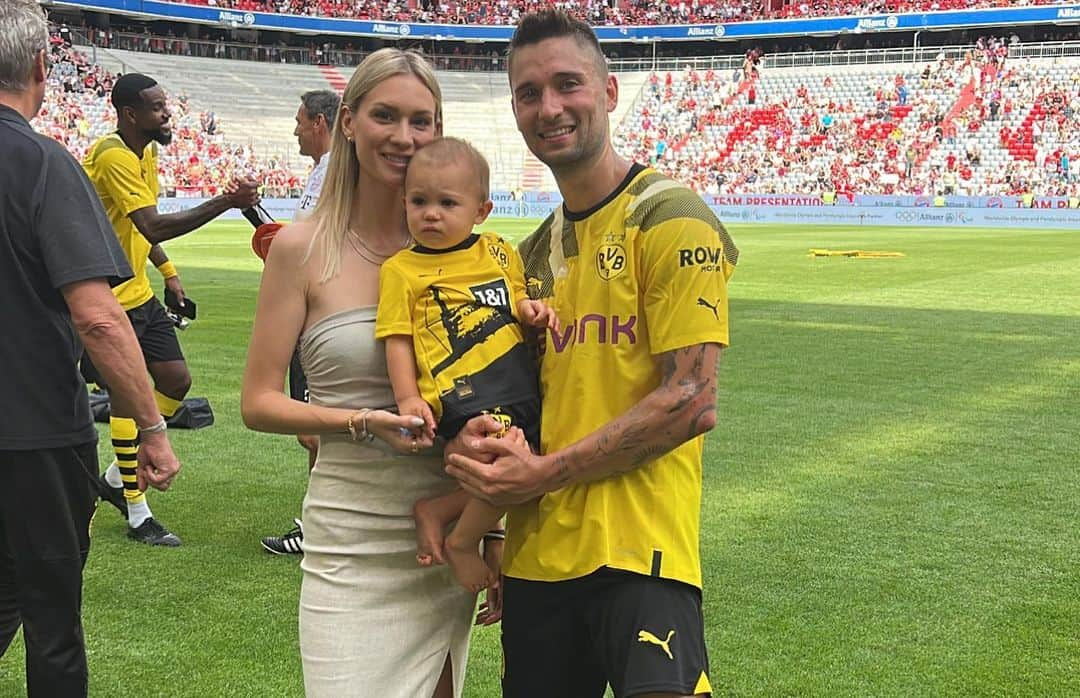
[308,48,443,282]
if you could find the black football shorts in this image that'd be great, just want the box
[501,567,711,697]
[81,298,183,387]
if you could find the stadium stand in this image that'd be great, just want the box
[64,43,648,192]
[39,37,302,196]
[146,0,1069,26]
[613,46,1080,196]
[38,28,1078,198]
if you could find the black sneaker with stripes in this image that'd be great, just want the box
[261,518,304,555]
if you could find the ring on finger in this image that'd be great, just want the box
[410,439,419,454]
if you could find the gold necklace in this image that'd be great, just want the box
[346,229,412,265]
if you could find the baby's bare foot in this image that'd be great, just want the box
[413,498,446,567]
[445,535,494,594]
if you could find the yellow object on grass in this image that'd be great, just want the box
[809,249,906,258]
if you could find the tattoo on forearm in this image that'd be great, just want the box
[669,380,709,414]
[631,444,669,467]
[687,403,716,441]
[660,352,677,383]
[596,429,618,457]
[558,344,719,484]
[620,420,652,450]
[666,345,713,415]
[552,455,572,486]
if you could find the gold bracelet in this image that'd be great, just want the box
[346,410,364,441]
[347,409,374,442]
[361,410,374,441]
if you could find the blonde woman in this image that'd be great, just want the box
[241,49,486,697]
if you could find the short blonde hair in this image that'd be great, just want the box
[408,137,491,201]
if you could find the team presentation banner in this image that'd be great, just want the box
[50,0,1080,42]
[161,197,1080,229]
[711,205,1080,229]
[699,194,1080,209]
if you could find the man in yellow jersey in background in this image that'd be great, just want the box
[447,11,738,697]
[82,73,259,545]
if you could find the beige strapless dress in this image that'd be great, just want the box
[297,307,475,698]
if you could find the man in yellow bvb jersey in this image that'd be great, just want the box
[446,11,738,697]
[82,73,259,545]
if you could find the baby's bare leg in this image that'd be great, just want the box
[445,498,504,593]
[412,488,470,566]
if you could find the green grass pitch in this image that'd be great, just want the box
[2,220,1078,696]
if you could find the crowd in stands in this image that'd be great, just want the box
[173,0,1066,26]
[614,43,1079,197]
[36,36,304,197]
[71,22,512,71]
[35,27,1079,200]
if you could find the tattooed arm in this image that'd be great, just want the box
[445,342,721,507]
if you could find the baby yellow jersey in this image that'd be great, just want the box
[375,233,539,439]
[82,134,159,310]
[508,164,738,589]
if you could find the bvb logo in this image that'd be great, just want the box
[488,244,510,269]
[482,408,513,437]
[596,244,627,280]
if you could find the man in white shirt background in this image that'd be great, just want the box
[292,90,337,222]
[259,89,339,555]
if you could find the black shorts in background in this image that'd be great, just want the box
[501,567,711,698]
[81,297,183,387]
[288,347,308,403]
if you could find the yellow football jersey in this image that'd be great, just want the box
[375,233,538,437]
[82,134,159,311]
[508,165,738,589]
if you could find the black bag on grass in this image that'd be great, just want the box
[165,397,215,429]
[89,390,110,424]
[88,392,215,430]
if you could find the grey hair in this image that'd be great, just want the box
[300,89,341,129]
[0,0,48,93]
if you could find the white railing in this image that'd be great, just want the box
[607,40,1080,73]
[64,25,1080,76]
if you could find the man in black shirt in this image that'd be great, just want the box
[0,2,181,694]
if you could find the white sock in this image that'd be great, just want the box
[128,500,152,529]
[105,461,122,488]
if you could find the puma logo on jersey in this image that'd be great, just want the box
[696,297,721,320]
[637,629,675,660]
